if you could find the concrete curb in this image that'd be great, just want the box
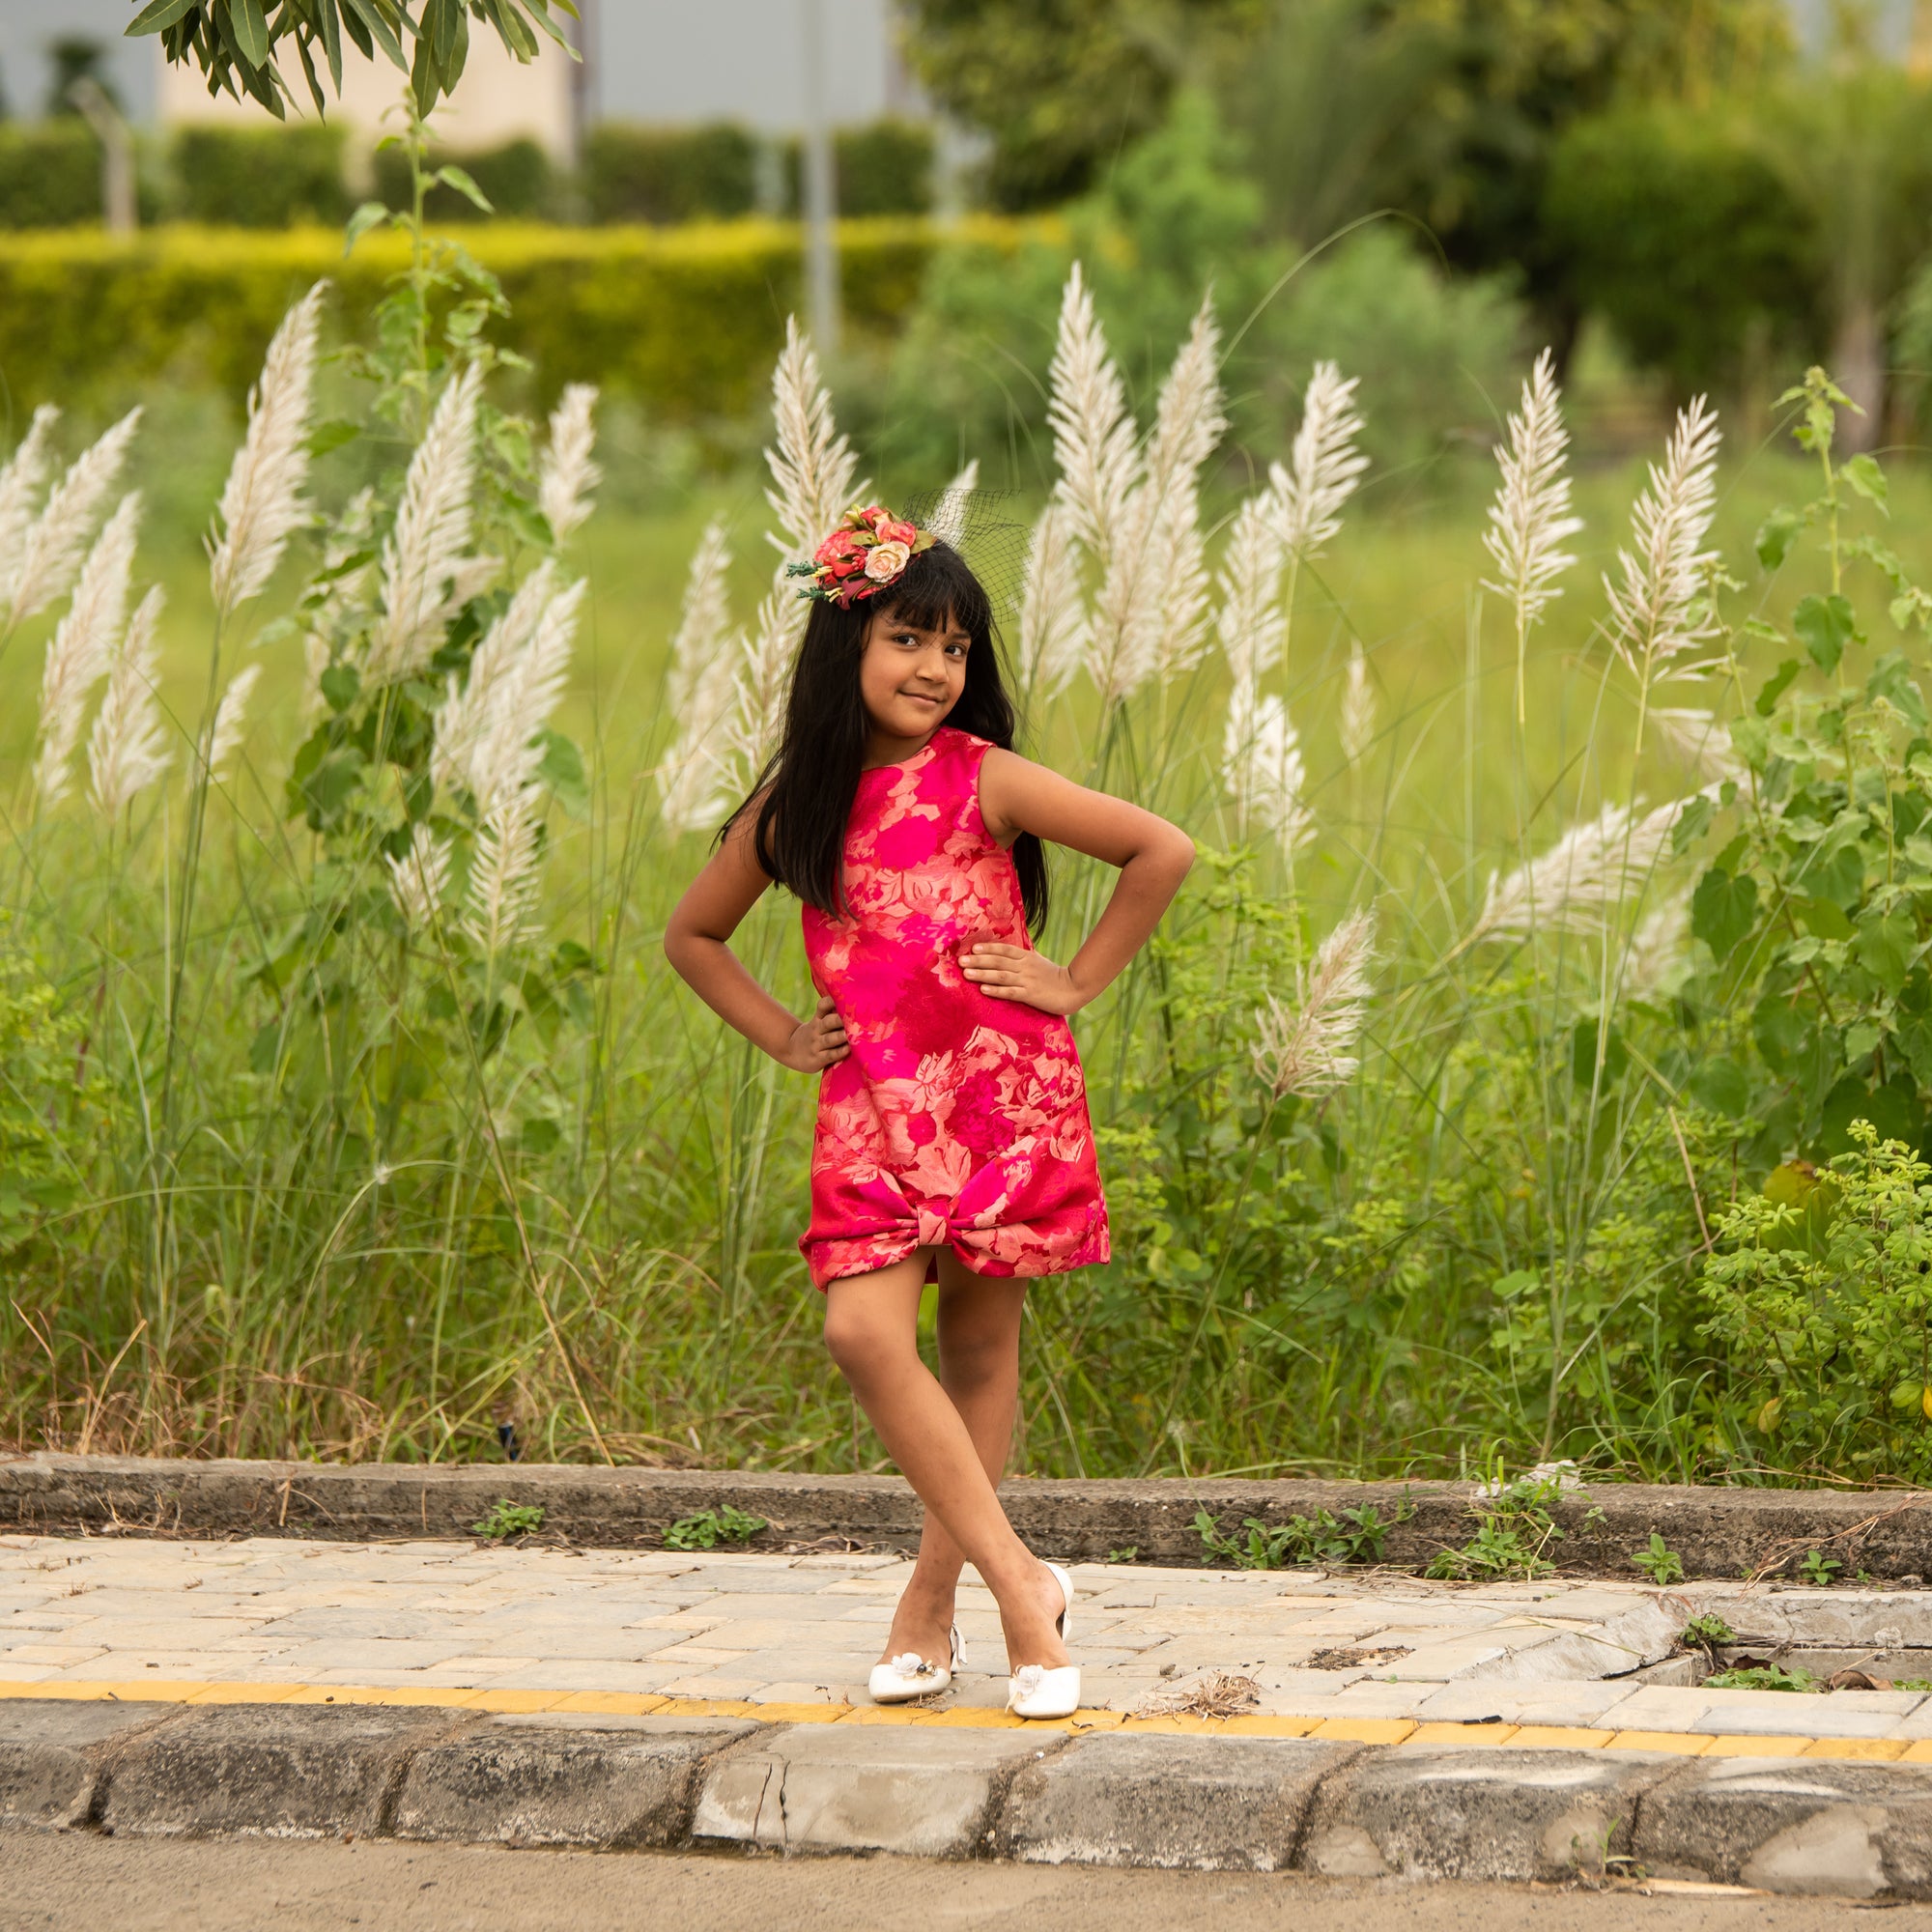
[8,1696,1932,1897]
[7,1453,1932,1580]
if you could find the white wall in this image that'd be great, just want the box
[0,1,156,122]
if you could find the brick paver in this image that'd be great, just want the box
[5,1533,1931,1747]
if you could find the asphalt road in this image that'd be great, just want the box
[2,1837,1924,1932]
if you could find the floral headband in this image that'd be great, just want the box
[787,503,934,608]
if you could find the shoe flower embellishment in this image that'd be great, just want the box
[789,503,934,608]
[887,1651,940,1678]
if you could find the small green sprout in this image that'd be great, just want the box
[664,1504,768,1551]
[1798,1548,1844,1586]
[472,1498,545,1540]
[1631,1533,1685,1585]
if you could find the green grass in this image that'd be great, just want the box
[4,356,1932,1486]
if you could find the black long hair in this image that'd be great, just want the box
[724,539,1048,929]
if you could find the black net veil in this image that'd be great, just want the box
[901,484,1033,641]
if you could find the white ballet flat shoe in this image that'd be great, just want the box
[1006,1560,1079,1719]
[867,1624,964,1705]
[1007,1662,1082,1719]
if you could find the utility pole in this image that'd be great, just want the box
[69,79,135,238]
[800,0,840,356]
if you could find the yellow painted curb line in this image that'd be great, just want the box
[0,1681,1887,1761]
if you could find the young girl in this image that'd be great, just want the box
[665,505,1192,1719]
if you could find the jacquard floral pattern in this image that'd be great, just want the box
[800,727,1109,1288]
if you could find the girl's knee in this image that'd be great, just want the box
[823,1305,908,1382]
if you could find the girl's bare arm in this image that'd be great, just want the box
[663,816,849,1072]
[968,748,1194,1015]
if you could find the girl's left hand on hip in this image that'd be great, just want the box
[961,942,1082,1015]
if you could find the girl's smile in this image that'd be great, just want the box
[860,605,970,763]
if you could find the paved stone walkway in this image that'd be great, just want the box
[7,1534,1932,1755]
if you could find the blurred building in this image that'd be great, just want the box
[0,2,916,156]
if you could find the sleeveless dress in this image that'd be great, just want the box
[799,726,1110,1290]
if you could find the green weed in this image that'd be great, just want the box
[1703,1662,1822,1692]
[664,1504,768,1551]
[1195,1504,1402,1571]
[472,1498,545,1540]
[1631,1533,1686,1584]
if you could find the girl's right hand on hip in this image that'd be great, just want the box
[781,994,849,1072]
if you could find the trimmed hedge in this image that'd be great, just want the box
[171,126,352,229]
[0,124,102,229]
[584,124,760,224]
[0,217,1029,418]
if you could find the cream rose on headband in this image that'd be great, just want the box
[865,539,912,582]
[786,504,935,606]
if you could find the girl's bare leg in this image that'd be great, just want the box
[824,1251,1067,1673]
[880,1251,1028,1664]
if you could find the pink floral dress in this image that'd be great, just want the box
[800,726,1110,1290]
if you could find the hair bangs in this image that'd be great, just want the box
[875,540,991,642]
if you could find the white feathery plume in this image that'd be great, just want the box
[0,406,60,600]
[765,319,863,559]
[1017,501,1090,696]
[464,787,543,957]
[386,822,452,933]
[1046,264,1140,573]
[1651,703,1746,789]
[538,383,601,544]
[926,459,978,549]
[300,631,331,726]
[208,282,326,617]
[372,363,484,682]
[657,524,744,836]
[1089,298,1226,703]
[1341,640,1377,767]
[1253,909,1378,1100]
[724,583,807,793]
[430,561,555,793]
[208,663,262,781]
[1481,350,1582,692]
[32,491,141,806]
[437,574,583,810]
[1226,690,1315,862]
[8,407,142,621]
[1604,397,1722,745]
[1271,362,1367,564]
[666,525,731,714]
[1466,799,1684,947]
[87,584,170,819]
[1216,494,1289,696]
[1623,889,1691,1006]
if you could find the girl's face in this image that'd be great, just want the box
[858,600,970,747]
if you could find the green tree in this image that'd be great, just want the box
[126,0,576,121]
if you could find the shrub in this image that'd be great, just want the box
[0,122,102,229]
[169,125,351,229]
[0,217,1017,419]
[583,123,760,224]
[1545,101,1817,395]
[783,120,935,217]
[375,138,555,222]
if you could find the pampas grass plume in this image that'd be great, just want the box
[208,282,326,616]
[538,383,601,544]
[1271,362,1366,563]
[765,319,862,558]
[1017,501,1090,697]
[87,583,170,819]
[208,663,263,781]
[1468,800,1684,947]
[387,822,452,933]
[464,789,543,957]
[1254,909,1378,1099]
[9,407,142,621]
[374,363,483,681]
[0,405,61,603]
[1046,264,1138,571]
[33,491,141,805]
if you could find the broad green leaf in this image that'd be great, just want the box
[1754,506,1804,571]
[1492,1270,1539,1301]
[1793,593,1856,673]
[1671,794,1715,855]
[320,664,361,712]
[1854,903,1918,994]
[436,163,495,213]
[1866,651,1927,727]
[1842,453,1889,511]
[1692,867,1757,963]
[1687,1058,1750,1118]
[1797,896,1854,941]
[305,418,360,458]
[126,0,201,33]
[343,200,392,256]
[1754,658,1802,717]
[229,0,272,68]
